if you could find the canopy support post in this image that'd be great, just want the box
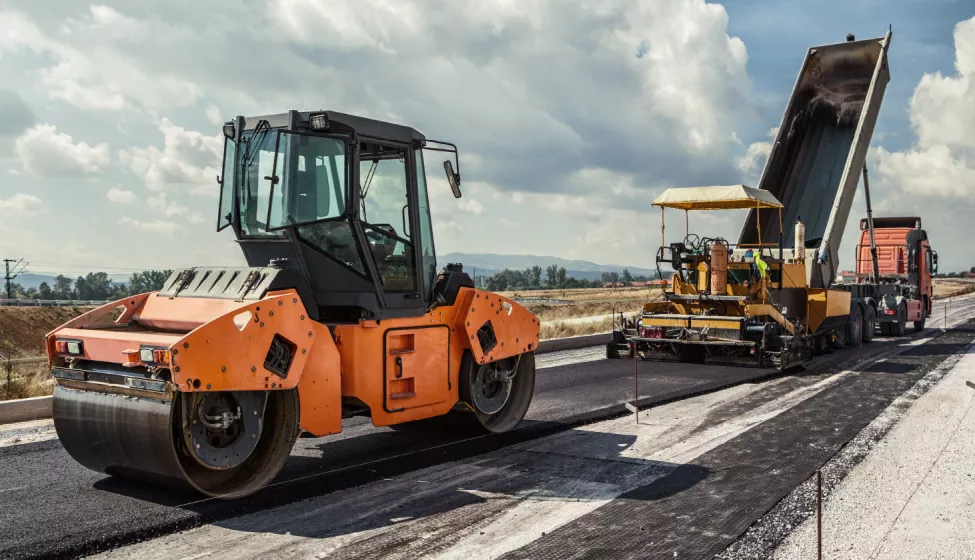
[756,203,763,255]
[779,208,783,262]
[661,206,665,252]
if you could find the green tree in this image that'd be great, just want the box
[556,267,567,288]
[38,282,53,300]
[621,269,633,283]
[127,270,172,294]
[487,272,509,291]
[530,266,542,287]
[545,265,558,287]
[53,275,74,299]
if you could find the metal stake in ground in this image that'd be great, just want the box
[817,469,823,560]
[633,345,639,424]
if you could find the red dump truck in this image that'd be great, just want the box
[834,216,938,339]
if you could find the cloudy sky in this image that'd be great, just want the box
[0,0,972,276]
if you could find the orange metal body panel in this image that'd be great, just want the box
[170,291,317,393]
[333,289,538,427]
[50,328,184,365]
[136,295,250,331]
[295,333,343,437]
[334,316,461,427]
[454,287,540,364]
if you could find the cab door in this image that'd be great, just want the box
[356,138,423,310]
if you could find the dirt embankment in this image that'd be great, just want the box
[0,307,86,358]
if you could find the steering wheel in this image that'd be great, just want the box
[365,224,397,242]
[684,233,701,253]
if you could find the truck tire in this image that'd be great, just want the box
[914,297,927,333]
[847,305,863,347]
[892,303,907,337]
[862,306,875,343]
[829,327,846,349]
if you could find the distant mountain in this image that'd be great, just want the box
[438,253,665,281]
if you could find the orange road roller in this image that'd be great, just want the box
[47,111,540,499]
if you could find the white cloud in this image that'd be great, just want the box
[147,193,189,217]
[737,127,778,184]
[118,217,186,235]
[106,187,137,204]
[119,118,222,194]
[40,62,126,111]
[0,193,43,215]
[206,105,224,126]
[263,0,752,194]
[0,6,200,112]
[873,145,975,201]
[457,198,484,215]
[908,17,975,153]
[15,124,110,175]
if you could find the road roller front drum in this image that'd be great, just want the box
[53,384,299,500]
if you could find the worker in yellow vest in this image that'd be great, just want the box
[754,252,768,279]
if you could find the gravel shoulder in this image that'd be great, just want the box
[771,340,975,559]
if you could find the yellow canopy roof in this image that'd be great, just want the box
[652,184,783,211]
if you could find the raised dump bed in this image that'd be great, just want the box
[739,32,891,289]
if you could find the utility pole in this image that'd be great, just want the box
[3,258,27,300]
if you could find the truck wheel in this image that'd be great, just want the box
[862,306,875,343]
[892,303,907,337]
[847,305,863,347]
[814,335,828,355]
[914,317,925,333]
[829,327,846,349]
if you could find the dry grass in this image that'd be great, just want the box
[501,286,658,302]
[527,299,647,322]
[932,279,975,300]
[502,286,662,324]
[540,317,615,340]
[0,362,53,401]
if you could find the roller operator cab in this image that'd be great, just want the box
[47,111,540,499]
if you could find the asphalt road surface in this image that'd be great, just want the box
[1,296,973,560]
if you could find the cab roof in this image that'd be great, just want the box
[240,110,425,144]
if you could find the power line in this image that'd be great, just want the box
[3,258,28,299]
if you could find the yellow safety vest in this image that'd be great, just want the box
[754,254,768,278]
